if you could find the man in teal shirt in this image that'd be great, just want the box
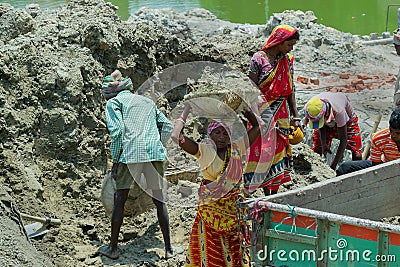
[100,70,174,259]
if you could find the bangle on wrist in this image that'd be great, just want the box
[293,117,301,121]
[179,115,186,122]
[177,118,186,124]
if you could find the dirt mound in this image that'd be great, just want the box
[0,0,399,266]
[0,185,53,266]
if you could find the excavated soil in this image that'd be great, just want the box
[0,0,399,266]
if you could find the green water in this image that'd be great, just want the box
[2,0,400,35]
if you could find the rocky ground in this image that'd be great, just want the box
[0,0,399,266]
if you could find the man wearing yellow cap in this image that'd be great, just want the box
[304,92,362,170]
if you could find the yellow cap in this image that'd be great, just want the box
[305,97,327,129]
[307,98,323,116]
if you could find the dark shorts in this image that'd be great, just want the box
[336,160,372,176]
[115,162,165,190]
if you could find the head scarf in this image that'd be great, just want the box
[261,24,298,51]
[393,28,400,46]
[207,122,230,136]
[102,70,133,100]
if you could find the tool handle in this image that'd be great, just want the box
[362,114,382,160]
[20,213,61,226]
[362,141,372,160]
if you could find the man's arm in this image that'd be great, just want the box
[288,92,301,127]
[319,126,329,156]
[243,110,260,145]
[155,107,173,145]
[331,125,348,170]
[395,44,400,55]
[369,135,383,166]
[105,100,123,163]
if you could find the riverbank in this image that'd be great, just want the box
[0,1,399,266]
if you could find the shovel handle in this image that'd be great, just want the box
[362,114,382,160]
[20,213,61,226]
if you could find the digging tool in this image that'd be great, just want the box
[24,222,49,238]
[20,213,61,225]
[21,213,61,238]
[362,114,382,160]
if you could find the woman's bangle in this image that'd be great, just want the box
[293,117,301,121]
[179,115,187,123]
[177,118,186,124]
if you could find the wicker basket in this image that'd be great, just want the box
[184,90,244,111]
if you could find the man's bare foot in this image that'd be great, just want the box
[165,248,175,259]
[99,245,119,260]
[165,245,184,259]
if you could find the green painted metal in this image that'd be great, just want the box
[242,201,400,267]
[387,242,399,266]
[265,218,318,266]
[316,219,329,267]
[378,231,390,267]
[251,211,268,267]
[270,222,317,237]
[336,236,380,266]
[327,222,340,267]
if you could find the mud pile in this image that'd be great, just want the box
[0,185,53,266]
[0,0,398,266]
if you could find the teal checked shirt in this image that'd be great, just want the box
[105,90,173,164]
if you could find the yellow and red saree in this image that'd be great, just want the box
[185,145,250,267]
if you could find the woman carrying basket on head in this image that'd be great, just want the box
[244,24,302,196]
[171,105,260,267]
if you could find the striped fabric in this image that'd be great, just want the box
[105,90,173,163]
[311,116,362,158]
[244,51,295,192]
[370,128,400,163]
[185,214,250,267]
[185,144,250,267]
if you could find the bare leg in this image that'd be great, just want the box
[152,189,173,257]
[100,189,129,260]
